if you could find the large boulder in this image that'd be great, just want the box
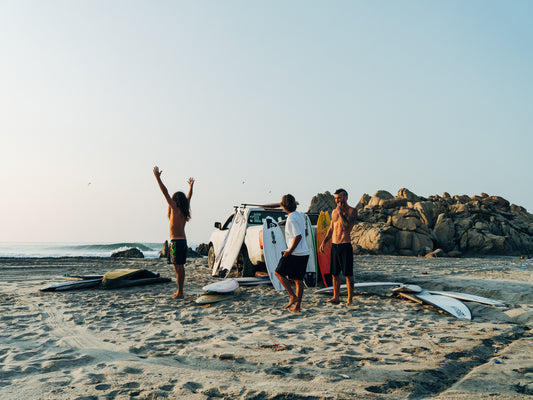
[367,190,394,208]
[111,248,144,258]
[308,191,336,214]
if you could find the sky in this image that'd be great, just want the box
[1,1,532,246]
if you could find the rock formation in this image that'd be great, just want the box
[307,191,337,214]
[312,189,533,257]
[111,248,144,258]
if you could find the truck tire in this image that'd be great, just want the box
[207,245,215,269]
[237,247,255,277]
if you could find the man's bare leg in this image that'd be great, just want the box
[327,274,341,304]
[346,276,354,306]
[172,264,185,299]
[288,280,304,312]
[275,272,297,309]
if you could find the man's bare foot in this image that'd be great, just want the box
[285,296,298,309]
[346,298,353,306]
[288,302,301,312]
[171,292,184,299]
[326,298,340,305]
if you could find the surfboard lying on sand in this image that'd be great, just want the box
[262,216,286,291]
[428,291,507,307]
[61,274,104,280]
[414,291,472,320]
[316,211,332,287]
[196,289,241,305]
[40,279,102,292]
[235,277,271,286]
[314,282,404,294]
[391,284,423,293]
[202,279,239,293]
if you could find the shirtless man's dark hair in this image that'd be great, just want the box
[320,189,357,305]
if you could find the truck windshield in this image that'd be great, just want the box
[248,211,287,225]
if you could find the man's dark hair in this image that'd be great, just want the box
[281,194,297,212]
[334,188,348,196]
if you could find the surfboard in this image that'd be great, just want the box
[202,278,239,293]
[61,274,104,280]
[40,279,102,292]
[316,211,332,287]
[314,282,403,294]
[395,291,424,304]
[428,291,507,307]
[235,277,271,286]
[304,214,318,287]
[196,289,240,305]
[391,284,423,293]
[262,216,286,291]
[414,291,472,320]
[219,208,248,278]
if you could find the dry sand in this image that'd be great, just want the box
[0,255,532,399]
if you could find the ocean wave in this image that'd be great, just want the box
[57,243,161,252]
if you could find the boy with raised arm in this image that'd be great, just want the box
[153,166,194,299]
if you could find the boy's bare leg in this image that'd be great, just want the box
[172,264,185,299]
[288,280,304,312]
[327,274,341,304]
[346,276,354,306]
[275,272,297,309]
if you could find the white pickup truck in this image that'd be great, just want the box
[207,205,318,277]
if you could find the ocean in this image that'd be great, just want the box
[0,242,169,258]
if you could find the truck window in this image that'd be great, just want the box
[222,214,235,230]
[248,211,287,225]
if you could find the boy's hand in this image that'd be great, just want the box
[153,166,162,177]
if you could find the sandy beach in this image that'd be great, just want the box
[0,255,532,399]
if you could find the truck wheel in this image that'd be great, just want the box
[207,245,215,269]
[237,247,255,277]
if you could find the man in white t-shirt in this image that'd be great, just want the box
[274,194,310,312]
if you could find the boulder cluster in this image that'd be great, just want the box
[308,189,533,257]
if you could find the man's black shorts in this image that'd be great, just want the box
[170,239,187,265]
[330,243,353,277]
[275,254,309,281]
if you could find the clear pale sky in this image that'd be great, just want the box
[1,1,531,245]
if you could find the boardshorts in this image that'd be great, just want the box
[330,243,354,277]
[170,239,187,265]
[275,254,309,281]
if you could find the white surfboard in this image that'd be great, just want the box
[428,291,507,307]
[262,216,286,291]
[391,284,423,293]
[212,229,230,276]
[304,214,318,288]
[314,282,403,294]
[414,291,472,320]
[202,278,239,293]
[219,208,248,278]
[235,277,271,286]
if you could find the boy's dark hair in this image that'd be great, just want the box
[281,194,297,213]
[168,191,191,221]
[334,188,348,196]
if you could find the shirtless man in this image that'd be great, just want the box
[319,189,357,305]
[153,166,194,299]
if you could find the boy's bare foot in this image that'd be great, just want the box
[171,292,184,299]
[346,298,353,306]
[285,296,298,309]
[288,302,301,312]
[326,298,340,305]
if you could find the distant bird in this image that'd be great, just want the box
[88,182,91,186]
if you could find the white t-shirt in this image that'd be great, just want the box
[285,211,310,256]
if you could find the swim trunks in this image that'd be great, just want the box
[330,243,353,277]
[170,239,188,265]
[275,254,309,281]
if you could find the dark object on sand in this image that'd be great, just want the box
[40,268,171,292]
